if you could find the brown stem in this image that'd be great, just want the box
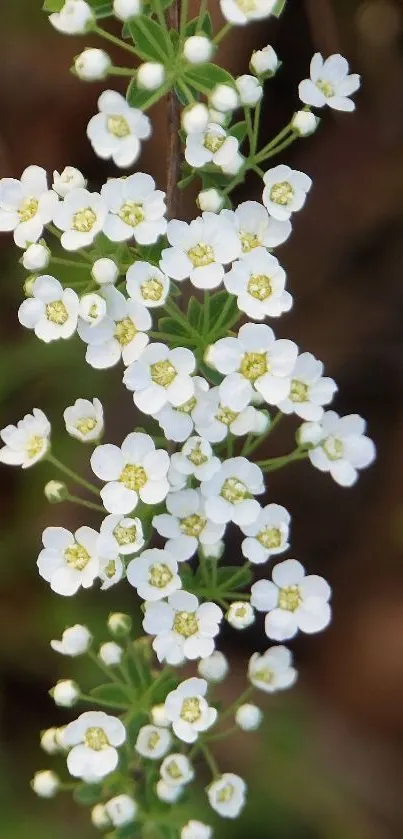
[166,0,181,219]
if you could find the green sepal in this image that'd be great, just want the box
[272,0,287,16]
[128,16,171,62]
[73,783,104,806]
[183,63,235,95]
[90,683,133,706]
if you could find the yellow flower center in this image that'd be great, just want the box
[149,562,174,589]
[290,379,309,403]
[278,585,301,612]
[180,514,207,537]
[317,79,334,98]
[247,273,272,301]
[107,115,131,138]
[239,351,268,381]
[120,464,147,492]
[147,731,160,750]
[188,242,214,268]
[166,759,183,780]
[232,603,249,619]
[177,396,197,414]
[76,417,97,436]
[221,477,249,504]
[253,667,274,685]
[322,435,344,461]
[64,543,91,571]
[217,782,235,802]
[114,523,137,546]
[270,181,294,206]
[188,443,208,466]
[150,360,177,387]
[115,317,137,346]
[204,133,225,154]
[239,230,262,253]
[141,278,164,302]
[257,526,282,549]
[216,406,238,426]
[181,697,202,723]
[173,611,199,638]
[118,201,145,227]
[236,0,257,10]
[104,560,117,578]
[84,727,109,751]
[73,208,97,233]
[18,197,39,222]
[46,300,69,325]
[26,435,44,459]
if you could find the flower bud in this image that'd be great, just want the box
[108,612,132,638]
[183,35,213,64]
[226,601,255,629]
[51,624,92,656]
[53,166,87,197]
[182,103,209,135]
[137,62,166,90]
[51,679,79,707]
[113,0,141,20]
[31,770,60,798]
[250,45,280,77]
[40,727,60,755]
[198,651,229,683]
[200,540,224,561]
[235,703,263,731]
[197,188,224,213]
[49,1,94,35]
[253,410,270,435]
[235,74,263,107]
[291,110,320,137]
[55,727,68,750]
[156,780,183,803]
[22,243,50,272]
[79,293,107,326]
[91,257,119,286]
[105,795,137,827]
[74,48,111,81]
[99,641,123,667]
[44,480,68,504]
[209,84,239,113]
[181,821,212,839]
[91,804,111,830]
[150,704,170,728]
[208,107,227,126]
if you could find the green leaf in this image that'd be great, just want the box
[128,16,170,61]
[116,824,137,839]
[73,783,103,807]
[185,12,213,38]
[127,78,166,111]
[217,565,252,591]
[90,683,132,706]
[136,240,166,265]
[42,0,63,10]
[208,290,238,332]
[149,675,179,704]
[187,296,203,330]
[198,361,222,386]
[229,121,247,144]
[158,317,192,340]
[272,0,287,15]
[88,0,113,16]
[184,63,235,95]
[178,173,195,190]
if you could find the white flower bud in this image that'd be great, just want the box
[156,780,183,803]
[236,74,263,106]
[79,293,107,326]
[150,704,171,728]
[181,821,213,839]
[55,727,68,749]
[53,166,87,197]
[113,0,142,20]
[200,540,225,561]
[51,679,80,707]
[137,62,166,90]
[227,601,255,629]
[40,728,60,755]
[235,703,263,731]
[91,257,119,286]
[208,107,227,126]
[182,103,209,135]
[49,1,94,35]
[198,651,229,683]
[91,804,111,830]
[197,188,224,213]
[105,795,137,827]
[31,770,60,798]
[108,612,132,638]
[250,45,280,77]
[22,243,50,272]
[183,35,213,64]
[44,480,68,504]
[209,83,239,112]
[51,624,92,656]
[253,411,270,435]
[99,641,123,667]
[221,150,244,175]
[291,110,320,137]
[74,48,111,81]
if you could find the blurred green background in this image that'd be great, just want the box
[1,1,403,837]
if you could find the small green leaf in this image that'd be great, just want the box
[136,240,166,265]
[185,12,213,38]
[73,783,103,806]
[42,0,63,10]
[272,0,287,16]
[178,173,195,190]
[229,121,247,144]
[88,0,113,16]
[187,296,203,330]
[90,683,132,707]
[199,361,222,386]
[184,63,235,95]
[116,824,137,839]
[149,675,180,704]
[217,565,252,591]
[158,316,190,338]
[127,78,166,110]
[128,16,170,61]
[208,290,238,332]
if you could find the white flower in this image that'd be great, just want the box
[99,642,123,666]
[207,323,298,411]
[127,548,181,601]
[200,456,264,525]
[53,166,87,197]
[123,344,196,415]
[221,200,291,256]
[181,821,212,839]
[126,261,169,309]
[250,44,280,76]
[18,275,79,342]
[52,679,79,707]
[99,549,125,591]
[91,432,169,514]
[160,753,194,787]
[113,0,141,20]
[153,489,225,561]
[104,795,137,827]
[75,48,111,81]
[53,187,106,250]
[220,0,277,25]
[291,110,320,136]
[63,397,104,442]
[143,591,223,665]
[197,188,224,213]
[277,352,337,420]
[135,725,172,759]
[150,705,170,728]
[251,558,332,640]
[92,257,119,286]
[170,436,221,483]
[226,601,255,629]
[194,385,268,444]
[160,213,241,289]
[235,75,263,106]
[209,84,239,112]
[248,645,297,692]
[262,165,312,221]
[99,513,144,556]
[235,703,263,731]
[164,677,217,744]
[224,248,292,320]
[87,90,151,169]
[37,526,100,596]
[78,286,151,369]
[49,0,94,34]
[50,624,92,656]
[184,35,213,64]
[137,62,166,90]
[185,124,240,173]
[22,242,50,271]
[182,103,209,135]
[102,174,166,244]
[40,728,60,755]
[31,770,60,798]
[64,711,126,782]
[92,804,110,829]
[79,293,107,327]
[156,780,183,803]
[207,773,246,818]
[153,376,209,444]
[299,53,360,112]
[0,408,50,468]
[0,165,58,248]
[240,503,290,564]
[198,650,229,683]
[299,410,376,487]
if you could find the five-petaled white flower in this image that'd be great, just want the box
[0,165,58,248]
[185,123,240,172]
[53,188,107,250]
[220,0,277,25]
[277,352,337,421]
[299,410,376,487]
[135,725,172,760]
[102,174,166,244]
[170,436,221,483]
[154,376,209,444]
[64,398,104,442]
[143,591,223,665]
[226,601,255,629]
[207,773,247,819]
[240,503,290,564]
[248,645,297,692]
[126,261,170,309]
[50,624,92,657]
[207,323,298,411]
[251,558,332,640]
[262,165,312,221]
[0,408,50,468]
[49,0,94,34]
[63,711,126,782]
[87,90,151,168]
[78,286,151,369]
[224,248,292,320]
[200,456,264,525]
[37,526,100,596]
[99,513,144,556]
[123,343,196,415]
[193,385,268,443]
[160,213,241,290]
[160,754,194,788]
[91,431,169,514]
[153,489,226,561]
[127,547,181,601]
[164,677,217,744]
[19,276,79,343]
[222,200,291,256]
[299,53,360,112]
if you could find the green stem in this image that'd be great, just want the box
[219,686,254,724]
[213,22,232,45]
[244,107,254,149]
[92,23,138,57]
[196,0,209,32]
[65,493,105,514]
[79,693,129,711]
[46,453,100,497]
[88,650,123,685]
[49,257,89,269]
[109,66,136,77]
[242,411,283,457]
[179,0,189,36]
[164,299,200,340]
[251,100,261,156]
[149,330,194,346]
[207,725,239,743]
[257,447,309,472]
[206,293,238,341]
[151,0,174,56]
[201,745,220,778]
[255,132,296,165]
[177,79,195,104]
[203,291,210,335]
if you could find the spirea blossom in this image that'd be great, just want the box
[53,188,107,250]
[63,711,126,781]
[37,526,100,596]
[201,456,264,525]
[123,344,196,414]
[160,213,241,289]
[208,772,247,818]
[0,408,50,468]
[18,276,79,342]
[299,411,376,486]
[63,398,104,442]
[299,53,360,112]
[101,174,167,244]
[0,165,58,248]
[220,0,277,25]
[248,645,297,692]
[164,677,217,743]
[143,591,222,664]
[127,548,181,601]
[262,165,312,221]
[51,625,92,656]
[87,90,151,168]
[91,432,169,514]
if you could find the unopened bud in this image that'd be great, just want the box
[107,612,132,638]
[44,480,68,503]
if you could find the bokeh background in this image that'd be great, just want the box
[1,0,403,837]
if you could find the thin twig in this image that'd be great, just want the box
[166,0,181,219]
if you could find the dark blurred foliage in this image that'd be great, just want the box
[1,1,403,837]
